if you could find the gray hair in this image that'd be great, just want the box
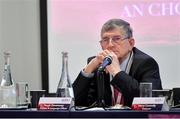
[101,19,133,39]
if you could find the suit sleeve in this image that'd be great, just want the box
[111,57,162,106]
[72,56,97,106]
[72,72,93,106]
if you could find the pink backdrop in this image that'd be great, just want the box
[47,0,180,93]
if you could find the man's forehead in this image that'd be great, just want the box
[102,27,126,37]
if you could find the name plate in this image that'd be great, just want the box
[132,97,169,111]
[38,97,73,110]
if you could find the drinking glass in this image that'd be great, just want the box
[140,82,152,97]
[16,82,30,107]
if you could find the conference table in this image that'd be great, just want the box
[0,108,180,118]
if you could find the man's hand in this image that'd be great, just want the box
[106,52,121,76]
[83,50,121,76]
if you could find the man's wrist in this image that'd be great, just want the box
[81,69,94,78]
[112,70,121,77]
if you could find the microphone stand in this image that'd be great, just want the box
[85,70,107,110]
[96,70,106,107]
[75,56,113,111]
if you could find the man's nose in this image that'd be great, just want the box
[107,38,114,46]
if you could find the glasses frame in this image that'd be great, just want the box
[99,36,129,45]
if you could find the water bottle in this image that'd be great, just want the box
[56,51,74,98]
[0,51,16,108]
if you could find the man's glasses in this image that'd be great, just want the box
[99,36,128,45]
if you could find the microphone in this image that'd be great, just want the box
[98,55,112,72]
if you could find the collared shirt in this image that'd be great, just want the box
[110,52,133,105]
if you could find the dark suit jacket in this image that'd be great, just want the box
[73,47,162,107]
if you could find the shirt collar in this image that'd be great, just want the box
[120,52,131,72]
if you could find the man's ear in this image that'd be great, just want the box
[129,38,135,45]
[128,38,135,50]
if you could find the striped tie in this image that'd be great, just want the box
[112,87,124,106]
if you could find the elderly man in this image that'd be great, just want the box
[73,18,162,107]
